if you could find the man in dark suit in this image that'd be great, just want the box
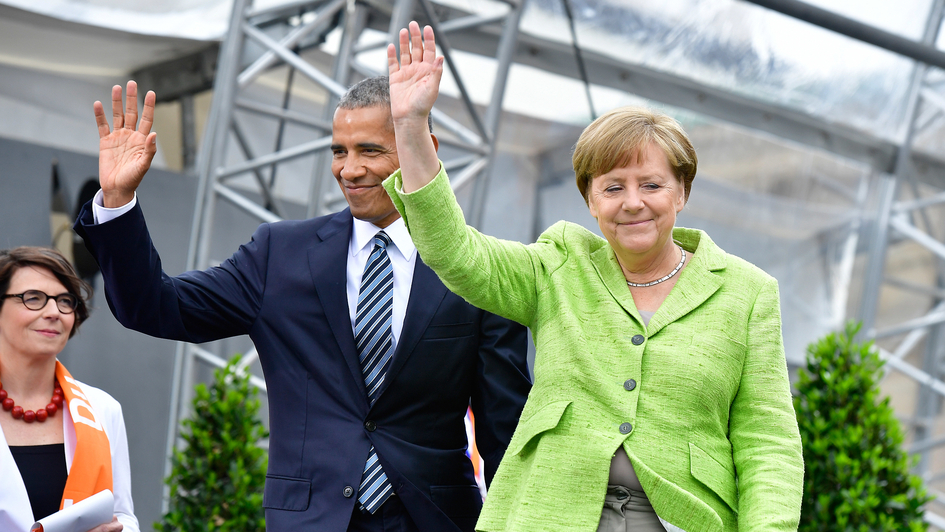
[74,77,530,532]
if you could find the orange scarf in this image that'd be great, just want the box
[54,361,113,509]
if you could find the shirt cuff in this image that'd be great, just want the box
[92,189,137,225]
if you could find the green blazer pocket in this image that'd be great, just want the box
[263,475,312,511]
[689,442,738,513]
[508,400,572,456]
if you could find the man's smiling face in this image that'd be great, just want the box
[331,105,401,228]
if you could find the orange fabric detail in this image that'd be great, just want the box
[55,361,113,509]
[467,407,481,478]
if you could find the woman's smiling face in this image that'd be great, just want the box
[587,141,686,262]
[0,266,75,361]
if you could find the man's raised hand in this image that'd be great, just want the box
[93,81,157,208]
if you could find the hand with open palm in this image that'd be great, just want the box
[388,22,443,127]
[387,21,444,192]
[93,81,157,208]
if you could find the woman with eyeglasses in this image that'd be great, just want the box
[0,247,137,532]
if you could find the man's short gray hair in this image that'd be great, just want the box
[338,76,390,110]
[336,76,433,133]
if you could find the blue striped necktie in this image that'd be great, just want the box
[355,231,395,513]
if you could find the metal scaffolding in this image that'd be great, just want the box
[152,0,945,522]
[853,0,945,510]
[161,0,526,510]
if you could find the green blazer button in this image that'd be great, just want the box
[619,422,633,434]
[631,335,645,345]
[623,379,637,391]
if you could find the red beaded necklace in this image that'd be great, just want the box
[0,379,63,423]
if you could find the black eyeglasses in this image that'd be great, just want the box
[2,290,79,314]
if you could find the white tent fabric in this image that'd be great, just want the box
[0,3,211,158]
[0,0,231,41]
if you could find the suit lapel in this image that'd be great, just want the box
[646,229,726,336]
[307,209,368,405]
[374,257,447,400]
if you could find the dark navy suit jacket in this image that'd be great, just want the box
[75,203,531,532]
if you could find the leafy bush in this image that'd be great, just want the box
[156,356,268,531]
[795,322,930,531]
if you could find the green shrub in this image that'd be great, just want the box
[156,356,268,531]
[795,322,930,531]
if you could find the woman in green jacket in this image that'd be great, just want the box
[382,23,804,532]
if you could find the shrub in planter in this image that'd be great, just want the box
[156,356,268,532]
[794,322,930,531]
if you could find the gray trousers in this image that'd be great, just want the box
[597,485,665,532]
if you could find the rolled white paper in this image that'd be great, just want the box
[30,489,114,532]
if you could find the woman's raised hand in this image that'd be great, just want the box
[93,81,157,208]
[388,21,443,126]
[387,22,444,192]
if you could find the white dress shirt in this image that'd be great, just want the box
[346,217,416,348]
[92,190,418,346]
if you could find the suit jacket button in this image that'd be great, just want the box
[619,422,633,434]
[623,379,637,391]
[365,420,377,432]
[631,334,645,345]
[343,486,354,498]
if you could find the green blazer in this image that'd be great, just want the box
[384,167,803,532]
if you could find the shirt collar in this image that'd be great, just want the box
[350,215,416,262]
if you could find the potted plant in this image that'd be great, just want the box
[795,322,930,531]
[156,356,268,531]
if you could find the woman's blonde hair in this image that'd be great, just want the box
[573,106,697,204]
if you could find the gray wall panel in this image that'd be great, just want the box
[0,135,56,247]
[0,136,195,531]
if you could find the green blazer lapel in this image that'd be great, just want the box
[647,229,727,336]
[590,244,644,327]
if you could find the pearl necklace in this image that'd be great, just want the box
[0,379,63,423]
[626,245,686,288]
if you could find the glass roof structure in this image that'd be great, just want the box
[405,0,932,148]
[526,0,922,139]
[5,0,940,147]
